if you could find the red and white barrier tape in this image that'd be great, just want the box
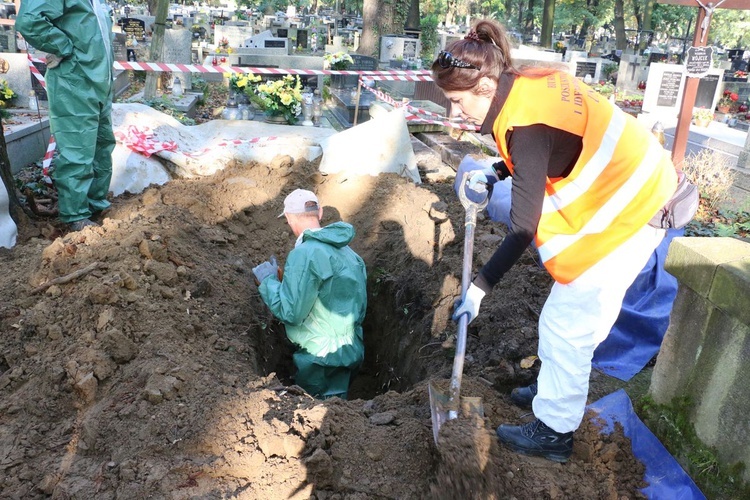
[114,125,178,157]
[28,55,56,181]
[27,55,434,80]
[180,136,279,158]
[358,78,479,131]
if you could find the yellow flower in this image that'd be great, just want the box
[280,93,293,106]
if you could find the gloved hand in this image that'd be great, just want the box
[252,256,278,285]
[45,53,64,69]
[468,170,491,193]
[452,283,486,324]
[455,155,500,203]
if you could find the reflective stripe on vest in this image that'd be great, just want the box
[492,72,677,284]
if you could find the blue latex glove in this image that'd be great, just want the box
[452,283,486,324]
[252,256,278,284]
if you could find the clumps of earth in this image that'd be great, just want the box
[1,152,646,498]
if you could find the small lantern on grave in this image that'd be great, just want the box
[172,77,183,97]
[301,92,314,126]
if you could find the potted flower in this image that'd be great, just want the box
[0,79,16,118]
[692,107,714,127]
[717,90,738,113]
[324,51,354,89]
[225,72,262,106]
[254,75,303,125]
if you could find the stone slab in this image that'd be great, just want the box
[664,237,750,297]
[709,256,750,325]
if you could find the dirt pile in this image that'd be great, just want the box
[1,154,646,498]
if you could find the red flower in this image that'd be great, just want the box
[731,93,739,101]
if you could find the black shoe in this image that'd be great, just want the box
[496,419,573,463]
[68,218,99,231]
[510,381,538,409]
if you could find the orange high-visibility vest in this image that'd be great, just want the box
[492,72,677,284]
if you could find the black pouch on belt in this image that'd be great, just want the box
[648,171,700,230]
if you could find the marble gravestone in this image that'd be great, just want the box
[161,29,194,91]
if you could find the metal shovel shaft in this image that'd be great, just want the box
[446,203,478,418]
[429,171,489,444]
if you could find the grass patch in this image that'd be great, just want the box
[637,395,750,498]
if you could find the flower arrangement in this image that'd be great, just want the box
[718,89,738,109]
[225,72,261,96]
[734,70,747,79]
[255,75,303,124]
[215,37,232,54]
[692,107,714,124]
[324,51,354,70]
[0,79,16,108]
[554,41,565,53]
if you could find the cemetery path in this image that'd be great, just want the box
[0,154,646,498]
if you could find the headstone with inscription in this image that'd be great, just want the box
[695,73,720,109]
[642,63,685,116]
[120,18,146,42]
[161,29,194,90]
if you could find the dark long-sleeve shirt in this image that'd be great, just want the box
[474,72,584,293]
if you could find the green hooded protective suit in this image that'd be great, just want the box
[259,222,367,399]
[16,0,116,223]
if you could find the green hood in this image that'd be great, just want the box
[302,221,355,248]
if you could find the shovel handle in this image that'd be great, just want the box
[447,172,487,417]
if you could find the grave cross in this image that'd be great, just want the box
[657,0,750,166]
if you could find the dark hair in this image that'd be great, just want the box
[431,19,554,93]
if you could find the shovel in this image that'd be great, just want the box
[429,171,489,444]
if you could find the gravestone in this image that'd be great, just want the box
[642,63,685,116]
[0,28,15,52]
[340,54,377,87]
[215,24,255,49]
[575,60,599,79]
[161,29,194,90]
[120,18,146,42]
[112,33,130,97]
[656,70,682,108]
[0,53,36,108]
[695,73,720,109]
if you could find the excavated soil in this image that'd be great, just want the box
[1,153,646,499]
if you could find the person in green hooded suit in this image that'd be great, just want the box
[16,0,116,231]
[253,189,367,399]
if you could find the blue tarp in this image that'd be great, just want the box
[592,228,682,380]
[587,390,706,499]
[454,157,680,382]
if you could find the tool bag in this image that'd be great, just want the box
[648,171,700,230]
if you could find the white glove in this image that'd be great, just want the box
[452,283,486,324]
[468,170,490,193]
[45,53,64,69]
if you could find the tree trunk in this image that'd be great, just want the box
[540,0,555,48]
[359,0,379,56]
[405,0,420,31]
[144,0,170,100]
[524,0,535,37]
[614,0,627,51]
[0,120,32,226]
[639,0,656,54]
[446,0,457,27]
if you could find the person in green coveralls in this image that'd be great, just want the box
[253,189,367,399]
[16,0,116,231]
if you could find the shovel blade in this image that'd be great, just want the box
[429,383,485,444]
[428,381,453,445]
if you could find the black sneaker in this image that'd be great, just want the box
[496,419,573,463]
[510,381,538,409]
[68,218,99,231]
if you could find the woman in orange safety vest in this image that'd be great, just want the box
[436,19,677,463]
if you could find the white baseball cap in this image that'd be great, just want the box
[278,189,319,218]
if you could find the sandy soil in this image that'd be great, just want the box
[0,150,646,499]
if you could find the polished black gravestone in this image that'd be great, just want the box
[330,87,378,128]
